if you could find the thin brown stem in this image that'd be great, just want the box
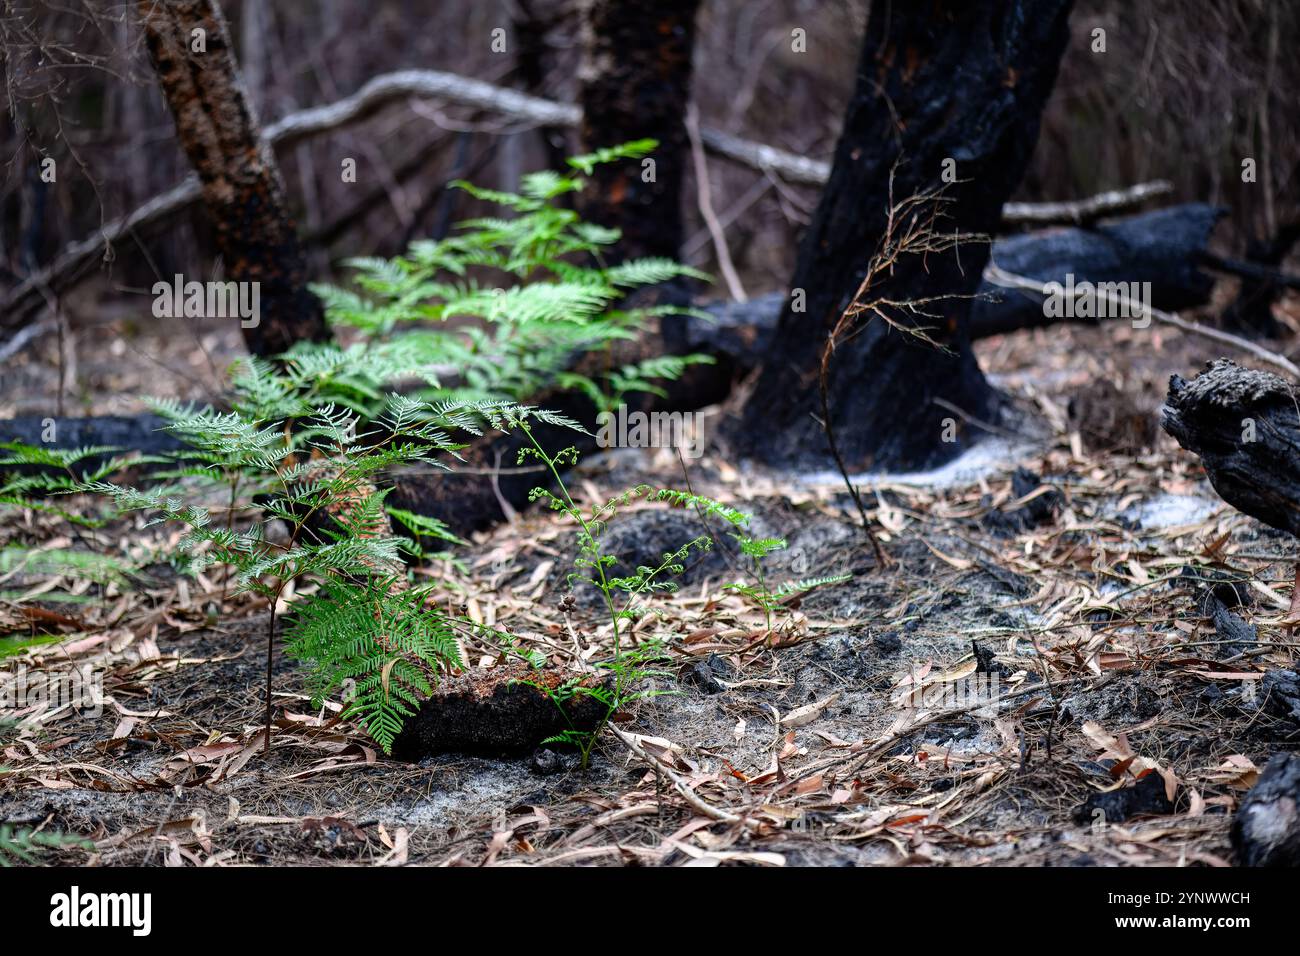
[816,369,888,568]
[263,584,282,755]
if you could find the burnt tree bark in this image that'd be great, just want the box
[576,0,701,261]
[138,0,327,356]
[1163,359,1300,538]
[736,0,1073,472]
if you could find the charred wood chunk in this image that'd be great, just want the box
[1232,753,1300,866]
[1162,359,1300,537]
[1176,565,1253,612]
[390,664,609,760]
[982,467,1062,536]
[1073,771,1175,825]
[1256,669,1300,730]
[1207,594,1258,650]
[679,653,733,696]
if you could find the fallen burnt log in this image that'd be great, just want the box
[970,204,1222,339]
[671,207,1225,347]
[0,297,781,536]
[0,414,184,457]
[676,207,1224,347]
[1162,359,1300,537]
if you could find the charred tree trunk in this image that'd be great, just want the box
[576,0,701,261]
[138,0,327,357]
[736,0,1073,472]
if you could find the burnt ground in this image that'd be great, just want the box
[3,291,1300,866]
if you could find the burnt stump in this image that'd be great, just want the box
[390,664,610,761]
[1162,359,1300,537]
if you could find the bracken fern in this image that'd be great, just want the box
[83,358,575,753]
[313,140,715,413]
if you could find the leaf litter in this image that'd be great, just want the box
[1,319,1298,866]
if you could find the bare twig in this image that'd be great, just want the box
[1000,180,1173,226]
[682,174,773,257]
[685,103,747,302]
[0,318,56,363]
[984,263,1300,379]
[816,177,983,569]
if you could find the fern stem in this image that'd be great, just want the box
[263,588,280,755]
[517,421,624,659]
[753,555,773,633]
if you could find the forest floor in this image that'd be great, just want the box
[3,291,1300,866]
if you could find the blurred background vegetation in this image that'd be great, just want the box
[2,0,1295,317]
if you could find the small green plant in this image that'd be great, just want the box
[83,358,574,754]
[532,640,671,766]
[314,140,715,413]
[0,823,92,866]
[284,575,463,753]
[511,415,747,765]
[726,535,850,634]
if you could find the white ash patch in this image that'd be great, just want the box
[797,437,1038,492]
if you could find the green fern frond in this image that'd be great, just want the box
[0,825,92,866]
[566,138,658,175]
[286,578,462,753]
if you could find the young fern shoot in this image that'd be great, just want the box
[510,414,747,764]
[726,535,850,636]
